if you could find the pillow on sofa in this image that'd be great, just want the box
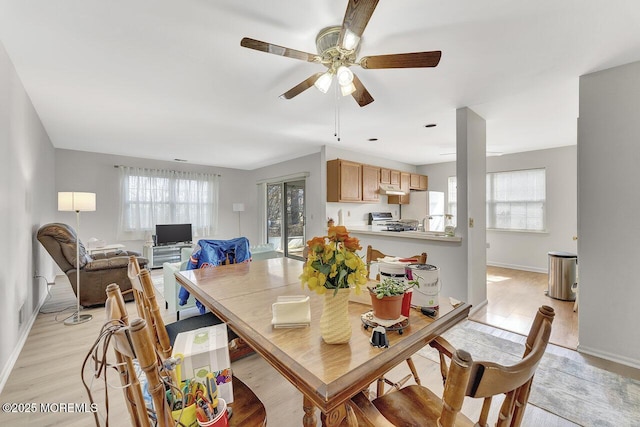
[250,243,276,254]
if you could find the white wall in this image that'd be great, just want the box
[456,108,487,309]
[420,146,578,273]
[417,162,454,196]
[0,41,56,391]
[54,150,251,253]
[578,61,640,368]
[487,146,577,272]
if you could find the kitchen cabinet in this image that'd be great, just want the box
[328,159,426,204]
[388,172,411,204]
[410,173,429,191]
[390,170,401,186]
[362,165,380,202]
[327,159,362,202]
[420,175,428,190]
[380,168,391,184]
[380,168,400,186]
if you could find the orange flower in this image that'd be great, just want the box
[328,225,349,242]
[301,226,367,295]
[307,236,326,253]
[343,236,361,251]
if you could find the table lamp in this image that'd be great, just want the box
[58,191,96,325]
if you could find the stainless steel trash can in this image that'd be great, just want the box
[547,251,577,301]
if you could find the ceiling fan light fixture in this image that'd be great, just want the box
[336,66,354,86]
[314,71,333,93]
[342,29,360,51]
[340,81,356,96]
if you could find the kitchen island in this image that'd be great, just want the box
[347,225,462,243]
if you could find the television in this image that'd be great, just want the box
[155,223,192,246]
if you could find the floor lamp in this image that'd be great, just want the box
[58,191,96,326]
[233,203,245,236]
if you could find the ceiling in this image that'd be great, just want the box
[1,1,640,170]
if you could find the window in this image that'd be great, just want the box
[447,176,457,227]
[117,166,219,240]
[446,168,546,232]
[487,168,546,231]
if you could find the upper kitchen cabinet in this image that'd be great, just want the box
[327,159,362,202]
[388,172,411,204]
[380,168,400,186]
[362,164,380,202]
[391,170,401,186]
[410,173,429,191]
[380,168,391,184]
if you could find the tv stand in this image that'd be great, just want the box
[144,242,192,269]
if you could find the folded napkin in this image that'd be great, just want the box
[271,296,311,328]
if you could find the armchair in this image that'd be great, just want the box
[37,223,148,306]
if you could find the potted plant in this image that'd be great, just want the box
[369,277,420,320]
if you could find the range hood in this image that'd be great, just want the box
[379,183,406,196]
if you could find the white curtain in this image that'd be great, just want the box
[486,168,546,231]
[117,166,219,240]
[256,182,267,245]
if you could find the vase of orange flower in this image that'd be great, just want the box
[300,226,368,344]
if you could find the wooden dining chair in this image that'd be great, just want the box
[107,282,268,426]
[348,305,555,427]
[105,284,173,427]
[123,257,268,426]
[365,245,427,396]
[366,245,427,281]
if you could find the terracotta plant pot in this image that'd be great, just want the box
[369,290,404,320]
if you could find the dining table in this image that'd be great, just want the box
[175,256,471,427]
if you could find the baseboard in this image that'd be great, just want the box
[577,344,640,370]
[487,262,547,274]
[0,286,50,394]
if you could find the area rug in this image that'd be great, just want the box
[418,322,640,427]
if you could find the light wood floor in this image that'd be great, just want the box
[471,266,579,349]
[1,271,638,426]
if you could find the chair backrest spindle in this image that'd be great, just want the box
[105,283,151,427]
[129,318,173,427]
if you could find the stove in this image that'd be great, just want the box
[383,222,418,232]
[369,212,394,229]
[368,212,418,232]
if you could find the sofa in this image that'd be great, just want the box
[163,243,282,319]
[37,223,148,306]
[250,243,283,261]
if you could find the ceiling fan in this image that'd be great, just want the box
[240,0,441,107]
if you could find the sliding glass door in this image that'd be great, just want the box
[266,180,305,259]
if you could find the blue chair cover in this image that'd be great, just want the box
[178,237,251,314]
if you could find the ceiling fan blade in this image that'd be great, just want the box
[279,72,324,100]
[351,73,374,107]
[240,37,320,62]
[338,0,379,49]
[360,51,442,69]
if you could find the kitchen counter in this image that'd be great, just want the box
[347,225,462,243]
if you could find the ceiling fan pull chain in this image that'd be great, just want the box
[335,83,341,142]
